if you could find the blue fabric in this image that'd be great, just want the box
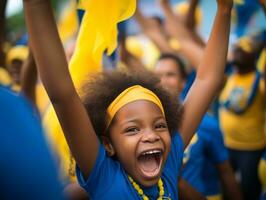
[15,33,29,46]
[77,9,85,24]
[182,114,229,196]
[77,132,184,199]
[234,0,260,37]
[0,86,64,200]
[180,70,196,101]
[261,193,266,200]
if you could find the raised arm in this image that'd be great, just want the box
[177,0,232,148]
[119,30,147,72]
[23,0,98,178]
[160,0,204,68]
[183,0,205,47]
[134,5,174,53]
[20,49,38,105]
[184,0,200,31]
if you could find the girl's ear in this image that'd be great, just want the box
[101,136,115,156]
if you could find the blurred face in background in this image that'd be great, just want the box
[154,58,185,96]
[8,59,23,85]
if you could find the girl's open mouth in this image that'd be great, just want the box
[137,149,163,179]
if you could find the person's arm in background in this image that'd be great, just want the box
[217,161,243,200]
[161,0,233,148]
[134,4,175,53]
[20,49,38,105]
[119,30,147,73]
[0,0,7,67]
[178,178,207,200]
[160,0,204,69]
[183,0,205,47]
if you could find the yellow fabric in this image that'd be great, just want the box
[259,157,266,192]
[0,67,12,86]
[71,0,136,76]
[58,0,79,43]
[0,67,21,92]
[237,37,253,53]
[36,84,50,114]
[234,0,244,5]
[42,0,137,183]
[125,37,144,59]
[11,84,20,92]
[219,72,266,150]
[174,2,203,26]
[169,38,181,51]
[207,194,222,200]
[107,85,165,128]
[6,46,29,66]
[126,35,160,69]
[183,134,198,164]
[257,49,266,73]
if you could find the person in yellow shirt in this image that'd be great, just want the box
[219,33,266,200]
[6,45,29,92]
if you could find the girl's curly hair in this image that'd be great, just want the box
[81,70,183,140]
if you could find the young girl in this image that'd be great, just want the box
[23,0,232,199]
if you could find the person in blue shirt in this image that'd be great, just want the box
[154,53,242,200]
[232,0,261,38]
[23,0,232,199]
[182,113,242,200]
[0,85,64,200]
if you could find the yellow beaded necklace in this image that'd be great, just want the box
[128,176,165,200]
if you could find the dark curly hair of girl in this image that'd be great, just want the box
[81,70,183,140]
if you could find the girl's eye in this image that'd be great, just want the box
[155,123,167,130]
[125,127,140,135]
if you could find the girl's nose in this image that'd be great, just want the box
[141,129,160,143]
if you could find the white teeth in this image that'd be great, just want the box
[142,150,162,155]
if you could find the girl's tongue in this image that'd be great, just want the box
[137,152,162,177]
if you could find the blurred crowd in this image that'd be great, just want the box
[0,0,265,200]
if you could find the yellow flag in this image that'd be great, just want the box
[58,0,79,43]
[70,0,136,84]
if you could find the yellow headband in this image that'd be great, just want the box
[106,85,165,128]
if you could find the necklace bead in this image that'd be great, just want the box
[128,176,165,200]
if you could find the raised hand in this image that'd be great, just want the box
[216,0,233,10]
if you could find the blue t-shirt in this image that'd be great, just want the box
[0,86,64,200]
[77,132,184,199]
[180,70,196,101]
[182,114,228,196]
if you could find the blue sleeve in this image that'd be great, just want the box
[204,127,228,164]
[76,144,121,197]
[263,151,266,160]
[180,71,196,101]
[225,63,233,76]
[164,132,184,177]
